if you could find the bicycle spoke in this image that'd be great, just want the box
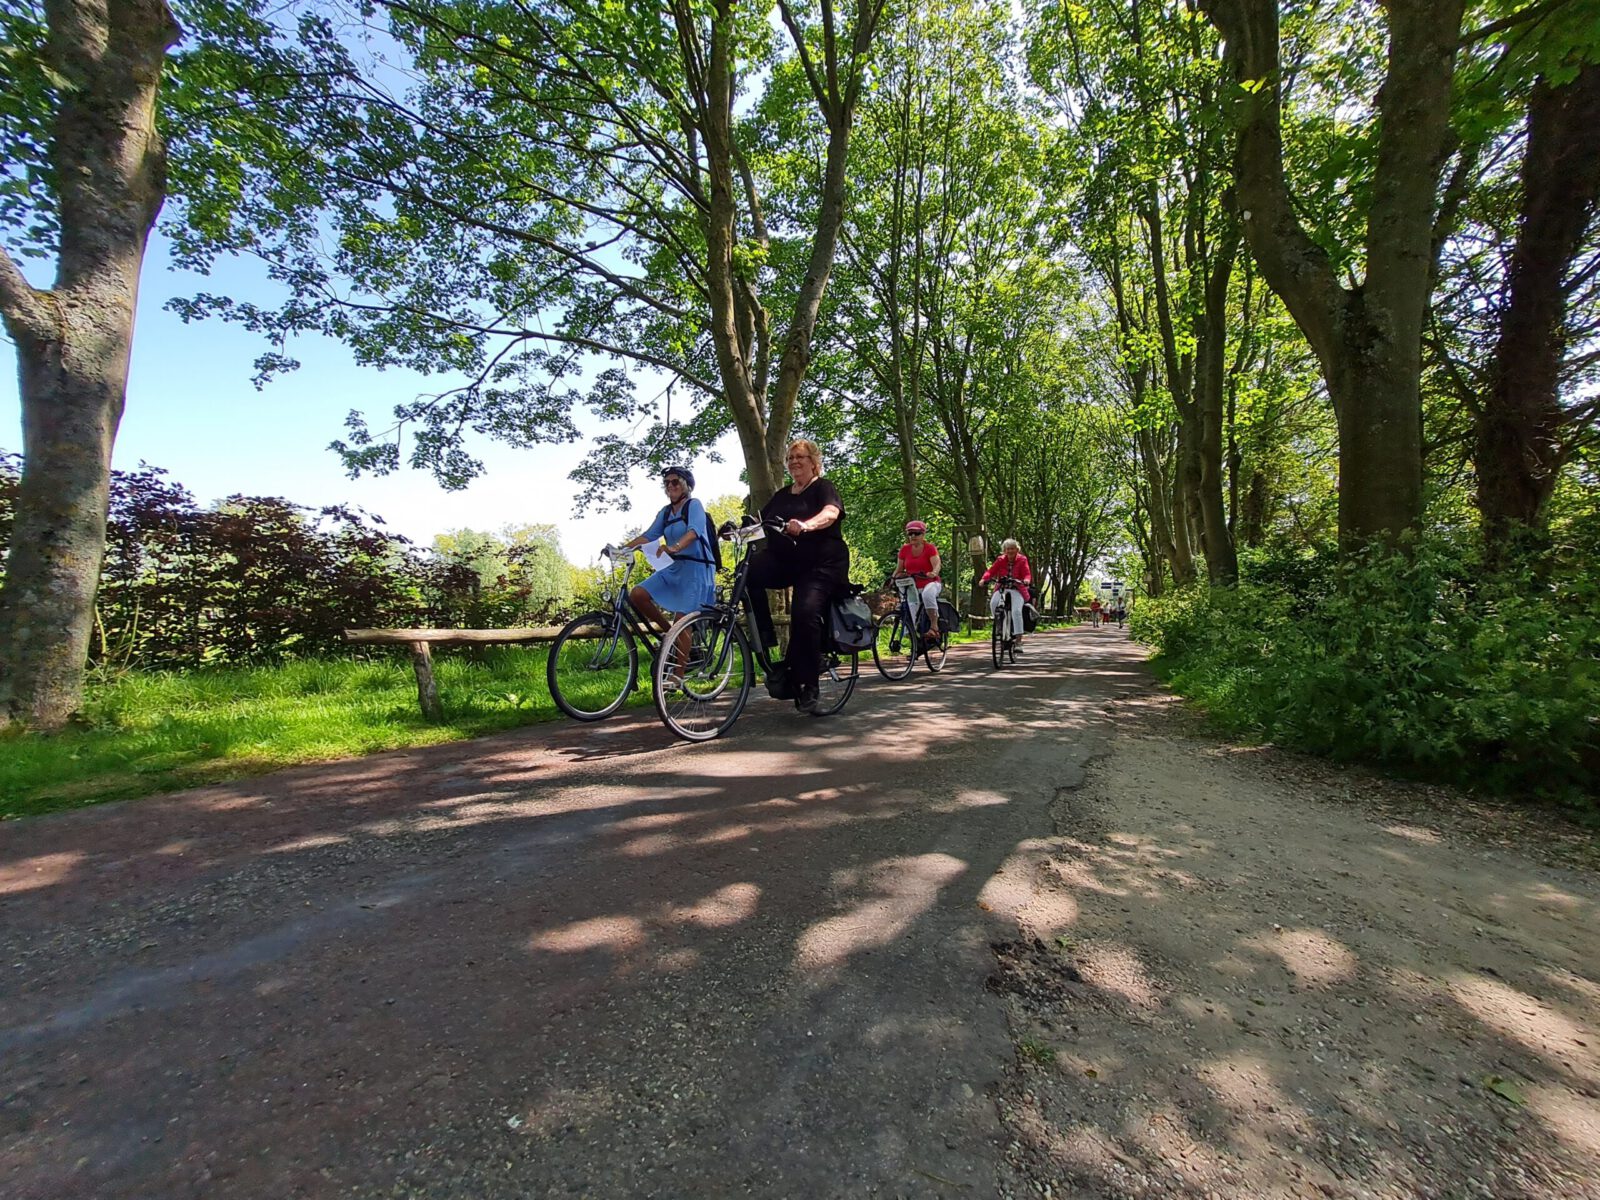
[654,612,752,740]
[548,612,637,720]
[812,649,859,716]
[873,612,914,680]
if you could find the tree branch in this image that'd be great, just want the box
[0,249,52,343]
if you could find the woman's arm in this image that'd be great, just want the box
[927,552,942,578]
[784,503,840,537]
[623,505,670,551]
[666,500,702,554]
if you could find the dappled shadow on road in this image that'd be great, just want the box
[983,690,1600,1200]
[0,631,1143,1199]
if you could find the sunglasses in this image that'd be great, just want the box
[663,477,686,487]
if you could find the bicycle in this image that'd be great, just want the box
[653,519,860,741]
[989,575,1025,669]
[873,575,957,680]
[545,544,674,721]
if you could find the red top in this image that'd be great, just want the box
[1090,598,1102,611]
[980,552,1031,601]
[896,541,941,587]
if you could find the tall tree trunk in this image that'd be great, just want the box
[1475,62,1600,550]
[1241,470,1269,548]
[704,0,882,500]
[1196,216,1241,583]
[1202,0,1463,550]
[0,0,182,730]
[1137,426,1188,586]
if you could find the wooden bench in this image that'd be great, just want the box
[344,614,790,721]
[343,627,607,722]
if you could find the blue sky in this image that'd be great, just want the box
[0,236,748,562]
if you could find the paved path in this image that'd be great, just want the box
[2,629,1143,1198]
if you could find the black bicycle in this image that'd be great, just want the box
[654,520,860,741]
[873,575,957,679]
[545,544,671,721]
[990,575,1024,669]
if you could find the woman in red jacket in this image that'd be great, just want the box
[979,538,1032,649]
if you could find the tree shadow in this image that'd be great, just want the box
[987,696,1600,1199]
[0,634,1143,1198]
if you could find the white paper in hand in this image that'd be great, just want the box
[641,540,673,571]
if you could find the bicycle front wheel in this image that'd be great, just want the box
[547,611,637,720]
[654,611,753,741]
[872,612,914,680]
[991,612,1005,669]
[811,648,860,717]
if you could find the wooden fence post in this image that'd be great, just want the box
[409,641,445,722]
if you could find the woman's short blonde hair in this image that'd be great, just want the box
[786,439,824,476]
[1002,538,1021,553]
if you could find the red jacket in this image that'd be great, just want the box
[980,552,1031,601]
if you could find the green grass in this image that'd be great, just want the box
[1,619,1073,821]
[0,647,654,821]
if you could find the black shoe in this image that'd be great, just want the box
[794,682,819,713]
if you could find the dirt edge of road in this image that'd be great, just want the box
[983,688,1600,1200]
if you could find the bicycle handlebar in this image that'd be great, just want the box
[719,516,797,548]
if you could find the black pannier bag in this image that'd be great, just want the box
[1023,602,1038,633]
[829,593,876,652]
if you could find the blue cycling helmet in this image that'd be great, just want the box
[662,465,695,490]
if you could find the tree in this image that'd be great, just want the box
[0,0,182,728]
[1199,0,1466,549]
[433,523,576,618]
[174,0,885,504]
[1029,0,1250,584]
[1474,60,1600,548]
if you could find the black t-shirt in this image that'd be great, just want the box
[760,478,848,568]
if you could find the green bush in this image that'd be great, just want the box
[1130,537,1600,802]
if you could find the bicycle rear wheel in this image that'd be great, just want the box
[547,611,637,720]
[872,612,914,680]
[991,611,1005,669]
[654,611,753,741]
[811,648,860,716]
[925,627,949,672]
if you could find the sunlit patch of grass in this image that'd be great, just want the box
[0,648,654,821]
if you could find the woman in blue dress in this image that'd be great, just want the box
[617,466,718,641]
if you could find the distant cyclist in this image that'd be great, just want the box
[979,538,1032,651]
[892,520,943,642]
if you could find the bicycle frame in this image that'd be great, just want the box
[989,575,1024,666]
[593,549,672,662]
[697,523,781,677]
[691,520,851,683]
[891,575,931,630]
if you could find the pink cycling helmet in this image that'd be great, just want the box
[904,520,927,534]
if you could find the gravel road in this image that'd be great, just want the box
[1,630,1126,1198]
[4,630,1596,1200]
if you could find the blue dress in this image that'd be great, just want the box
[638,497,718,612]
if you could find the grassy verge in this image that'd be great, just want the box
[0,647,653,821]
[2,619,1075,821]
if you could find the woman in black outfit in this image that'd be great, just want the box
[747,438,851,713]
